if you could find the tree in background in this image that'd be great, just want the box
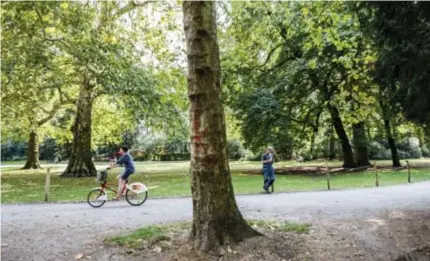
[222,1,381,167]
[365,2,430,126]
[354,2,430,166]
[1,2,77,169]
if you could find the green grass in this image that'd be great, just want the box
[107,226,169,248]
[248,220,311,234]
[278,222,311,234]
[2,158,428,172]
[106,222,189,248]
[1,160,430,203]
[106,220,309,248]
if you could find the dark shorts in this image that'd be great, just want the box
[120,169,135,180]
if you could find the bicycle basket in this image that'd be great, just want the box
[96,170,108,182]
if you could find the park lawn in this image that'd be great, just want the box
[1,158,428,173]
[2,164,430,203]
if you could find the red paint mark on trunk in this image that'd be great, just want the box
[193,119,204,143]
[193,119,200,132]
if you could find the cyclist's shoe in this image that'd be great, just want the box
[112,196,123,201]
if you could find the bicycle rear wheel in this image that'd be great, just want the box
[87,189,106,208]
[125,189,148,206]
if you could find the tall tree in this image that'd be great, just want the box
[37,1,159,177]
[182,1,259,252]
[222,1,378,167]
[354,2,417,167]
[1,2,77,169]
[366,2,430,126]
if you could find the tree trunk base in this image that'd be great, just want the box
[21,161,42,169]
[190,216,262,253]
[342,162,358,168]
[356,161,371,167]
[61,160,96,177]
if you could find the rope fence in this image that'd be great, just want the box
[0,160,421,203]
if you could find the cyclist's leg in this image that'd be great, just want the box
[117,169,132,198]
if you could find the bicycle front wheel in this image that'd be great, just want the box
[87,189,106,208]
[125,189,148,206]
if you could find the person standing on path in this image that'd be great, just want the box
[261,147,276,193]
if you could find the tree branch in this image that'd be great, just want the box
[259,42,286,68]
[57,87,64,104]
[37,104,62,126]
[37,99,75,126]
[265,56,295,73]
[115,1,155,18]
[37,87,76,126]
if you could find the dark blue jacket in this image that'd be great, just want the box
[261,153,274,168]
[116,153,135,172]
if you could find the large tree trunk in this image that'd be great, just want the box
[327,127,336,160]
[309,129,317,160]
[384,119,401,167]
[327,104,356,168]
[183,1,260,252]
[416,127,424,149]
[22,129,41,169]
[62,80,96,177]
[352,121,371,166]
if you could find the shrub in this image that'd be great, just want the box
[227,140,247,160]
[397,150,411,159]
[245,153,261,161]
[369,141,389,160]
[422,147,430,157]
[409,147,423,158]
[398,137,422,158]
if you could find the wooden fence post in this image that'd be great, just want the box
[325,161,331,190]
[45,167,51,202]
[373,161,379,187]
[406,160,411,183]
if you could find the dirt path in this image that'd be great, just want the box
[2,182,430,261]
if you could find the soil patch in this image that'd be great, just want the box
[101,209,430,261]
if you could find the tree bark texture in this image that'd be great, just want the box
[62,80,96,177]
[309,130,317,160]
[384,119,401,167]
[183,1,260,252]
[22,129,41,169]
[352,121,370,166]
[327,127,336,160]
[327,104,356,168]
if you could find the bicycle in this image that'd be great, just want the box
[87,168,148,208]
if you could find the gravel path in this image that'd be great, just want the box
[2,182,430,261]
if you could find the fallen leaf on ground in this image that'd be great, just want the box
[74,253,84,260]
[152,246,162,253]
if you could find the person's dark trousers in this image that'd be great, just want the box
[263,167,275,192]
[263,177,274,192]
